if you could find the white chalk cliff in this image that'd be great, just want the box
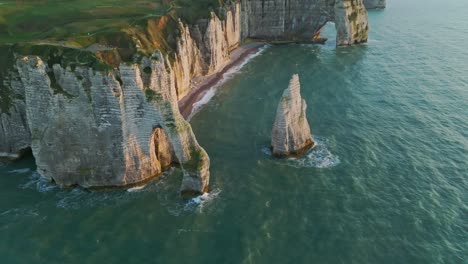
[241,0,369,46]
[0,3,243,194]
[0,1,371,193]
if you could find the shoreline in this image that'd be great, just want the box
[178,42,266,119]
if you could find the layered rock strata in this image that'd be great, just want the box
[0,3,242,194]
[13,55,210,194]
[363,0,386,9]
[271,74,315,157]
[334,0,369,45]
[241,0,369,46]
[0,0,370,192]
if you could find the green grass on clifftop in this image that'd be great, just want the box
[0,0,231,69]
[0,0,227,45]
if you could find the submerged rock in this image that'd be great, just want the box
[271,74,315,157]
[363,0,386,9]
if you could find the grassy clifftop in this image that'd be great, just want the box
[0,0,227,44]
[0,0,232,112]
[0,0,231,66]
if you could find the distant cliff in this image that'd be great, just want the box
[0,0,371,193]
[0,3,242,195]
[241,0,369,45]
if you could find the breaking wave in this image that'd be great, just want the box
[18,172,57,193]
[189,87,217,119]
[188,44,270,119]
[263,137,340,169]
[183,188,222,213]
[8,168,31,174]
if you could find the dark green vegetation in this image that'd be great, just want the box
[1,0,468,261]
[0,46,23,113]
[0,0,226,45]
[0,0,231,113]
[144,88,162,102]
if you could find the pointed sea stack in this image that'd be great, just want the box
[271,74,315,157]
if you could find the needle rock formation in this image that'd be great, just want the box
[271,74,315,157]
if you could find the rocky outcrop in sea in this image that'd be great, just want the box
[363,0,386,9]
[271,74,315,157]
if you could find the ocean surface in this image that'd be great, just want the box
[1,0,467,263]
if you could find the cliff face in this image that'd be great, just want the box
[241,0,369,45]
[0,3,242,194]
[12,55,211,193]
[334,0,369,45]
[363,0,386,9]
[0,0,368,192]
[0,73,30,159]
[271,74,314,157]
[173,4,241,99]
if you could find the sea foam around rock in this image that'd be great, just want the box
[263,137,340,169]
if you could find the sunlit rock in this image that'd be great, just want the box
[271,74,315,157]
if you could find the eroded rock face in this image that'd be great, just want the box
[334,0,369,45]
[0,0,369,193]
[241,0,369,46]
[173,3,242,99]
[0,4,243,194]
[363,0,386,9]
[0,51,31,160]
[271,74,315,157]
[14,56,210,194]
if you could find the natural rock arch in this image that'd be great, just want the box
[149,126,174,176]
[241,0,369,46]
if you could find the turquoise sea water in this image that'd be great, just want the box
[1,0,467,263]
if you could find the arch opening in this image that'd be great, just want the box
[150,127,174,176]
[313,21,337,46]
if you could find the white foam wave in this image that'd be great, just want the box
[188,44,270,119]
[289,143,340,168]
[261,147,273,156]
[8,168,31,174]
[18,172,57,193]
[184,188,221,213]
[189,87,217,119]
[263,137,340,169]
[0,208,39,218]
[223,44,270,78]
[56,188,130,209]
[367,38,380,43]
[127,184,147,192]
